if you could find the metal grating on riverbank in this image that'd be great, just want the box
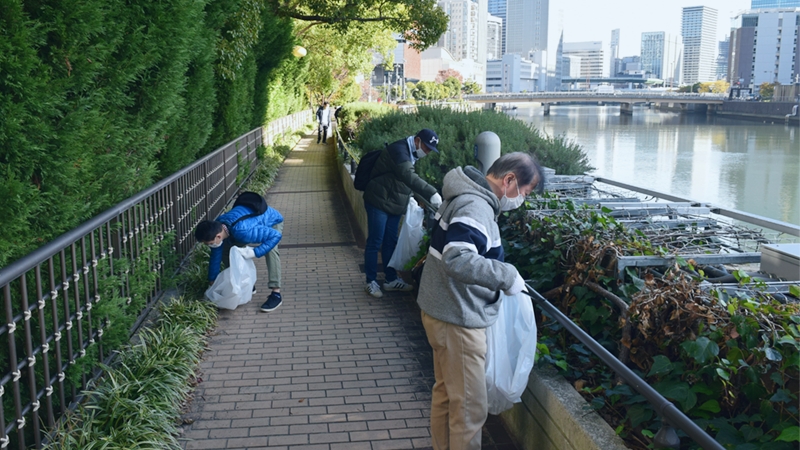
[529,170,800,285]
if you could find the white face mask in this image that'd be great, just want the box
[415,147,427,159]
[499,179,525,211]
[208,239,223,248]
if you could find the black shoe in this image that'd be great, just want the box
[252,286,257,294]
[260,292,282,312]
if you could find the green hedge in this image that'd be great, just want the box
[351,106,593,188]
[336,102,394,141]
[0,0,307,268]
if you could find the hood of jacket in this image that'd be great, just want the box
[442,166,499,217]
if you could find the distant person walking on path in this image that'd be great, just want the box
[317,102,331,144]
[416,152,542,450]
[362,128,443,298]
[195,203,285,312]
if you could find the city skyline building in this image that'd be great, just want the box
[562,41,605,83]
[609,29,621,76]
[505,0,549,56]
[553,31,564,90]
[488,0,507,54]
[486,53,538,92]
[750,0,800,7]
[682,6,719,84]
[641,32,684,85]
[728,8,800,89]
[716,36,729,80]
[620,55,643,75]
[487,14,503,60]
[435,0,488,86]
[437,0,481,61]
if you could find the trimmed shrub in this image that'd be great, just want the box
[336,101,394,141]
[351,106,593,188]
[0,0,308,268]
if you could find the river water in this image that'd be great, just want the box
[509,105,800,226]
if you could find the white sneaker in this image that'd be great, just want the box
[383,278,413,292]
[365,281,383,298]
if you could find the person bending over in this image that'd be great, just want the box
[195,203,284,312]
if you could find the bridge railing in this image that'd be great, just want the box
[465,92,726,101]
[0,109,312,449]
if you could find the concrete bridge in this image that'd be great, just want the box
[464,92,726,115]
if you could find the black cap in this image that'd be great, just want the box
[416,129,440,153]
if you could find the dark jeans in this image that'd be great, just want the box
[364,202,401,284]
[317,124,328,143]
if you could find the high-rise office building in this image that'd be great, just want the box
[485,53,538,92]
[641,32,684,85]
[728,8,800,88]
[682,6,718,84]
[488,0,507,54]
[609,29,620,76]
[562,41,605,81]
[621,56,643,74]
[554,31,564,89]
[438,0,481,61]
[751,0,800,8]
[487,14,503,60]
[716,37,729,80]
[505,0,549,55]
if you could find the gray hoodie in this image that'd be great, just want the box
[416,166,519,328]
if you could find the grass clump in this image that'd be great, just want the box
[43,297,217,450]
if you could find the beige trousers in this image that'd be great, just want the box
[421,310,488,450]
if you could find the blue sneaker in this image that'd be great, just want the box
[260,292,282,312]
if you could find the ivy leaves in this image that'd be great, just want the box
[681,336,719,364]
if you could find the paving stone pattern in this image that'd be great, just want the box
[179,135,517,450]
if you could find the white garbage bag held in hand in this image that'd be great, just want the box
[387,198,425,271]
[485,291,538,415]
[429,192,443,209]
[205,246,258,310]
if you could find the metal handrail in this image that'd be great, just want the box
[0,109,312,449]
[332,120,361,164]
[523,284,725,450]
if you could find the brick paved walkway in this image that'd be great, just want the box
[179,134,517,450]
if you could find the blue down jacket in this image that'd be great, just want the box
[207,205,283,281]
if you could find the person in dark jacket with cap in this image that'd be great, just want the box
[362,129,443,298]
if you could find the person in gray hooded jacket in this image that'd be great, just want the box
[417,152,542,450]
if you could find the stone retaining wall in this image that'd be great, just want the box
[501,367,628,450]
[338,163,368,240]
[718,101,799,124]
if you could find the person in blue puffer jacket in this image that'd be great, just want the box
[194,205,284,312]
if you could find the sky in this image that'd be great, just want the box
[549,0,752,57]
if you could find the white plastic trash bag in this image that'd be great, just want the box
[485,292,538,415]
[205,246,257,310]
[387,198,425,271]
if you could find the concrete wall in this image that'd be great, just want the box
[501,367,628,450]
[719,101,800,123]
[338,163,368,241]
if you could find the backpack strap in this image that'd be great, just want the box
[220,208,259,247]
